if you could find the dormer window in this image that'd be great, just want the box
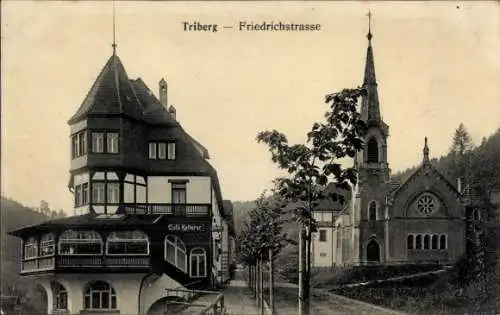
[71,130,87,159]
[92,131,119,154]
[149,141,176,160]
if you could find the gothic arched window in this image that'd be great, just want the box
[368,201,377,221]
[367,138,379,163]
[423,234,430,250]
[415,234,422,250]
[431,234,439,250]
[407,234,414,250]
[439,234,447,250]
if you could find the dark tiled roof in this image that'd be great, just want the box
[68,54,144,124]
[390,162,461,199]
[130,78,210,160]
[314,182,352,212]
[8,213,177,237]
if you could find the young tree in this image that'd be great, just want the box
[237,192,292,314]
[256,87,367,315]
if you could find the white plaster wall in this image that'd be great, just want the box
[140,274,183,315]
[148,176,211,203]
[313,228,334,267]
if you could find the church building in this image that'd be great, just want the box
[312,17,472,268]
[8,43,235,315]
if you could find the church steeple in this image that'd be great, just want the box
[361,10,381,123]
[355,11,390,183]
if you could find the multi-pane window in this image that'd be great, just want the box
[106,231,149,255]
[92,181,120,205]
[106,132,119,153]
[319,229,327,242]
[71,131,87,158]
[158,142,167,159]
[407,233,448,250]
[148,143,157,159]
[75,183,89,207]
[172,183,187,204]
[52,282,68,311]
[24,237,38,259]
[149,141,176,160]
[190,248,207,277]
[40,233,55,257]
[107,183,120,204]
[165,236,187,272]
[58,230,103,255]
[92,133,104,153]
[92,132,119,153]
[84,281,116,310]
[92,183,106,203]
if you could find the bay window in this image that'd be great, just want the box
[58,230,103,255]
[40,233,55,257]
[106,230,149,255]
[24,237,38,259]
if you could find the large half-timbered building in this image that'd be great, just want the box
[9,47,236,315]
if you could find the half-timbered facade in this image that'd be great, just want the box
[9,48,235,315]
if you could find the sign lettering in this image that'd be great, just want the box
[167,223,206,233]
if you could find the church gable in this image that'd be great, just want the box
[389,139,462,219]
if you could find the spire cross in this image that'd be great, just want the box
[367,10,373,41]
[112,0,117,53]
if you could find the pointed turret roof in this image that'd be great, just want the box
[68,53,144,124]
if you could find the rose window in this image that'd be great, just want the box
[417,194,436,215]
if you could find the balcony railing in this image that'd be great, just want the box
[20,255,150,273]
[123,203,210,216]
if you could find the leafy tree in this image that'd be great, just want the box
[256,87,367,315]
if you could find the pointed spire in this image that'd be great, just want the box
[361,10,381,122]
[112,0,117,54]
[423,137,430,163]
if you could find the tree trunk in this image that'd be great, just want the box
[269,247,275,315]
[256,259,260,304]
[260,256,264,315]
[305,225,312,314]
[298,227,308,315]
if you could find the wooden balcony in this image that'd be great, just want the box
[123,203,210,216]
[20,255,150,274]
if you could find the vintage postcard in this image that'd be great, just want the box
[1,1,499,315]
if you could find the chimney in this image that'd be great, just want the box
[168,105,176,120]
[457,177,462,193]
[159,78,168,108]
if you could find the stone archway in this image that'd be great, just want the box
[366,239,381,262]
